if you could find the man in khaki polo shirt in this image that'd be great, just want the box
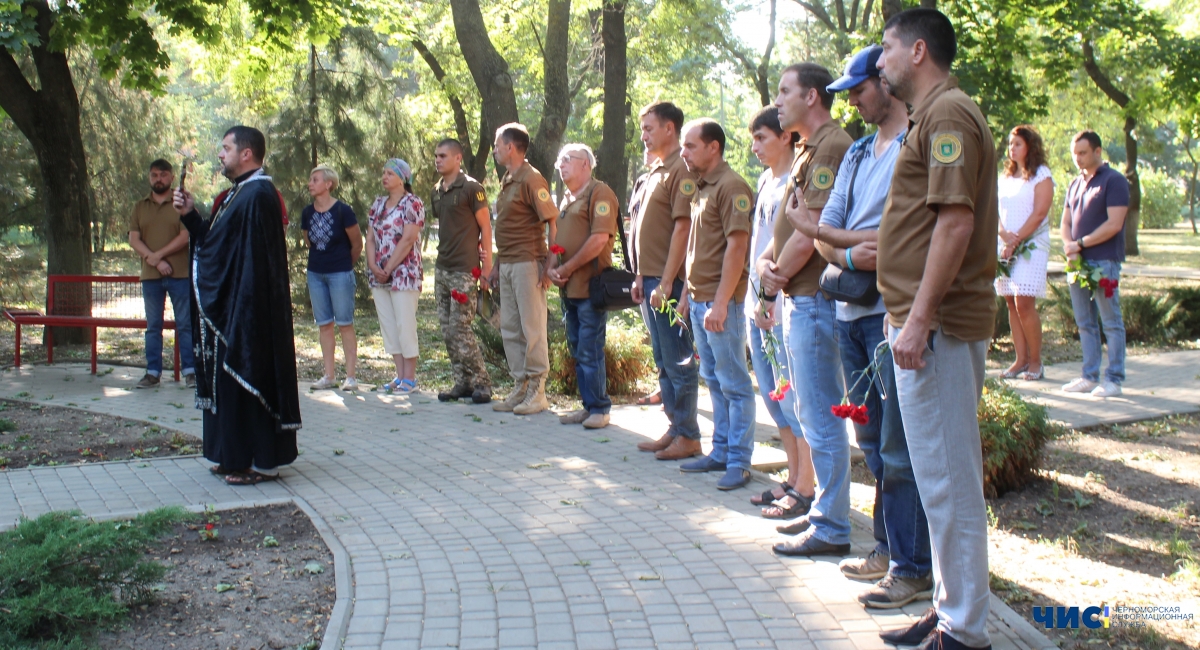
[628,101,702,460]
[128,158,194,389]
[489,123,559,415]
[431,137,493,404]
[674,118,756,492]
[757,63,854,557]
[875,9,999,650]
[547,143,619,430]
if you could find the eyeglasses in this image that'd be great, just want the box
[557,154,586,166]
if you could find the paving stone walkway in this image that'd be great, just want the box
[0,363,1051,650]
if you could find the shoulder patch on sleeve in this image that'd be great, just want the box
[476,190,486,202]
[811,166,835,190]
[680,179,697,197]
[537,187,552,203]
[733,194,751,213]
[931,132,964,165]
[595,200,612,217]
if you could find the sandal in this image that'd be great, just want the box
[209,465,236,476]
[383,378,403,394]
[1019,365,1044,381]
[637,391,663,406]
[750,481,790,506]
[225,470,279,486]
[762,487,813,520]
[999,364,1028,379]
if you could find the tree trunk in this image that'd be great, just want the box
[597,0,628,210]
[1186,132,1199,235]
[881,0,903,21]
[412,38,485,176]
[449,0,520,178]
[527,0,573,178]
[1081,40,1139,255]
[310,45,319,168]
[0,0,93,345]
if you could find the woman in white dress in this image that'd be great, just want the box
[996,125,1055,381]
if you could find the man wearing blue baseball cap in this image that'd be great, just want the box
[787,44,934,618]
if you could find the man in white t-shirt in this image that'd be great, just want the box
[744,106,816,520]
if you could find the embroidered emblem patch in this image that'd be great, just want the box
[476,191,486,202]
[812,166,835,190]
[537,188,551,202]
[931,132,963,165]
[595,201,611,216]
[734,194,751,213]
[680,179,697,196]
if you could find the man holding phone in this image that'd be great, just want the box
[128,158,194,389]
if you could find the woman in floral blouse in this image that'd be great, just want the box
[366,158,425,394]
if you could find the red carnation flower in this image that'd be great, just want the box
[1098,277,1118,299]
[849,404,869,425]
[831,404,852,419]
[450,289,469,304]
[471,267,482,279]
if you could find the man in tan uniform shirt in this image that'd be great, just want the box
[628,102,703,460]
[674,118,757,492]
[874,9,999,650]
[489,123,560,415]
[757,63,856,558]
[547,143,619,430]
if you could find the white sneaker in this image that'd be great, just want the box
[340,377,359,392]
[1091,381,1122,398]
[1062,377,1098,393]
[311,375,336,390]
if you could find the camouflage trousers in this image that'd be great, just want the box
[435,269,491,391]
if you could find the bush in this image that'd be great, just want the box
[1166,286,1200,341]
[978,378,1063,497]
[0,507,188,648]
[1045,281,1079,340]
[548,317,655,397]
[1122,293,1183,344]
[1139,167,1185,229]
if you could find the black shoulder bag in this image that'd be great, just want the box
[818,139,881,306]
[588,206,638,312]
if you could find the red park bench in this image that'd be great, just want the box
[3,275,181,381]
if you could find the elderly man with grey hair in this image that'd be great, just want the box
[547,143,620,429]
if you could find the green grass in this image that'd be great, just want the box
[1126,223,1200,269]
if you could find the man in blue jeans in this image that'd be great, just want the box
[677,118,756,491]
[787,45,933,608]
[629,102,702,460]
[1060,130,1128,399]
[128,159,194,389]
[548,143,620,429]
[758,63,854,556]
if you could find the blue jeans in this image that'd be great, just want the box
[563,297,612,414]
[690,299,756,471]
[836,314,931,578]
[143,277,194,377]
[747,316,802,432]
[640,278,700,440]
[307,270,356,326]
[1069,259,1125,384]
[783,293,849,544]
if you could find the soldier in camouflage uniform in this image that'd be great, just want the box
[431,138,493,403]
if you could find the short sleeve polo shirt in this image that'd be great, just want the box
[554,179,620,299]
[495,161,559,263]
[877,76,1000,342]
[432,172,489,272]
[686,160,753,303]
[772,120,853,297]
[628,149,697,278]
[1065,163,1129,262]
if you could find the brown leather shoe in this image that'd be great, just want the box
[637,432,673,452]
[655,436,701,460]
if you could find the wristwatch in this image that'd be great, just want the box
[1076,237,1087,250]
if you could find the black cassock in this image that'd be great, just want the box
[181,168,301,471]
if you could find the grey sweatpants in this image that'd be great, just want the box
[889,325,990,649]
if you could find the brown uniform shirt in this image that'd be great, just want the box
[877,76,999,341]
[495,161,559,263]
[686,160,753,303]
[629,149,697,278]
[128,194,189,280]
[772,120,853,297]
[555,179,619,299]
[432,172,488,273]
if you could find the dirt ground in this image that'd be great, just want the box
[987,414,1200,649]
[0,398,201,469]
[97,503,335,650]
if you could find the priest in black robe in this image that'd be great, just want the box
[174,125,301,485]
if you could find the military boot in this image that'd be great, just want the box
[513,376,549,415]
[492,380,528,412]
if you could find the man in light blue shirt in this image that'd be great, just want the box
[790,45,933,616]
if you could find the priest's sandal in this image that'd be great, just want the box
[225,471,279,486]
[209,465,236,476]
